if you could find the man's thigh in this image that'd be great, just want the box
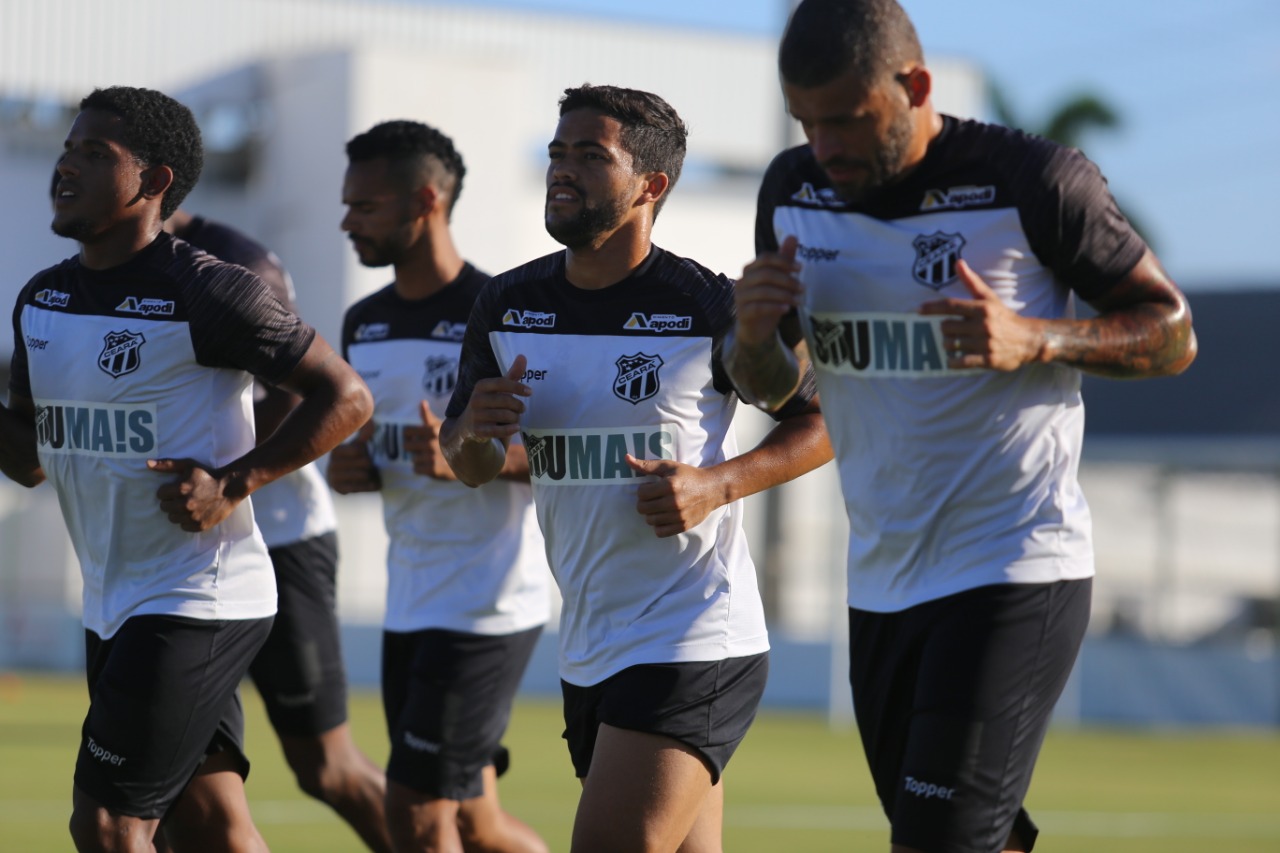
[76,614,272,818]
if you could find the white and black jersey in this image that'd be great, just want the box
[9,232,316,638]
[757,115,1148,613]
[448,247,815,686]
[341,265,549,636]
[177,217,337,548]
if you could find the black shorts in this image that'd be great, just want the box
[76,614,273,819]
[561,652,769,785]
[382,624,542,801]
[849,579,1091,853]
[248,532,349,737]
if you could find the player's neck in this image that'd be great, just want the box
[564,220,653,290]
[393,232,465,300]
[78,220,164,271]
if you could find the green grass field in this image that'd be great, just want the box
[2,672,1278,852]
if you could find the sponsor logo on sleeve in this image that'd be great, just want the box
[502,309,557,329]
[35,400,157,457]
[613,353,663,404]
[354,323,390,342]
[623,312,692,333]
[34,289,71,308]
[25,336,49,351]
[115,296,175,316]
[808,312,977,378]
[522,424,676,485]
[920,184,996,211]
[911,231,965,290]
[97,330,145,378]
[430,320,468,341]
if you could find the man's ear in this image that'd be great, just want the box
[900,65,931,108]
[140,164,174,200]
[413,184,440,218]
[637,172,670,209]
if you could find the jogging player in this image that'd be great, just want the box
[725,3,1198,851]
[1,85,372,853]
[331,119,550,853]
[441,84,833,853]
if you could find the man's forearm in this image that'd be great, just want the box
[715,407,832,502]
[220,375,372,499]
[724,329,804,412]
[1039,300,1197,378]
[441,417,508,487]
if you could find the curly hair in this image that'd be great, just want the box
[345,120,467,217]
[79,86,203,220]
[558,84,688,219]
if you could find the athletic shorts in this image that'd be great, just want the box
[382,624,542,801]
[849,579,1091,853]
[248,532,349,736]
[76,614,274,819]
[561,652,769,785]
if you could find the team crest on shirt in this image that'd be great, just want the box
[98,330,145,378]
[613,353,663,404]
[422,355,458,396]
[910,231,966,290]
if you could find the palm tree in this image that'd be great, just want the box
[987,83,1153,247]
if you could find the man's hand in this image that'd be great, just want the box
[625,455,729,538]
[405,400,456,481]
[442,356,532,487]
[919,259,1044,371]
[735,235,803,346]
[326,437,381,494]
[451,355,532,444]
[149,457,241,532]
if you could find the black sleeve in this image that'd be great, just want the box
[186,264,315,384]
[755,152,805,349]
[445,279,504,419]
[1015,144,1148,302]
[8,286,31,400]
[754,154,786,256]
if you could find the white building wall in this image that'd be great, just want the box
[0,0,1013,653]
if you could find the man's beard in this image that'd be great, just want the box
[544,193,630,250]
[350,235,406,268]
[51,217,95,242]
[828,110,914,204]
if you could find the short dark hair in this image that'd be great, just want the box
[780,0,923,89]
[345,120,467,216]
[558,84,688,218]
[79,86,203,220]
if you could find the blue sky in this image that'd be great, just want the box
[449,0,1280,290]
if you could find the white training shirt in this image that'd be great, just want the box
[341,266,550,636]
[756,116,1148,612]
[449,248,814,686]
[9,233,316,637]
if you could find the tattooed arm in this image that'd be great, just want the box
[921,251,1197,378]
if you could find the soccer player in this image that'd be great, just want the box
[330,120,551,853]
[163,209,392,853]
[724,2,1198,852]
[441,84,833,853]
[1,85,373,853]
